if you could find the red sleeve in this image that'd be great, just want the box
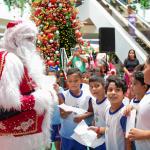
[21,95,35,111]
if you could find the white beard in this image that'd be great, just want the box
[16,40,46,88]
[16,40,57,97]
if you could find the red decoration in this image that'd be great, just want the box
[34,9,41,16]
[75,30,82,38]
[47,60,55,66]
[50,0,57,3]
[47,33,54,39]
[51,26,57,31]
[55,60,60,65]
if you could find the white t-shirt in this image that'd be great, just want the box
[92,97,110,145]
[122,96,130,106]
[92,97,110,127]
[59,89,91,139]
[135,89,150,150]
[130,98,140,109]
[105,103,126,150]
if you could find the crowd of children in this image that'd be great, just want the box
[46,54,150,150]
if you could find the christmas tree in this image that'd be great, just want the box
[31,0,83,68]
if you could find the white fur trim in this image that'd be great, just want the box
[0,52,23,110]
[0,133,47,150]
[33,89,52,114]
[0,38,5,48]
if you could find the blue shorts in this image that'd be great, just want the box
[61,137,87,150]
[51,124,61,142]
[89,143,106,150]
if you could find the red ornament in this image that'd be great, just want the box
[72,14,76,19]
[34,9,41,16]
[50,0,57,3]
[78,38,84,45]
[75,30,82,38]
[47,33,54,39]
[47,60,55,66]
[51,26,57,31]
[63,20,66,24]
[55,60,60,65]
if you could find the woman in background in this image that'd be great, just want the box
[123,49,139,99]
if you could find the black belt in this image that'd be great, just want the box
[0,109,21,121]
[0,90,35,121]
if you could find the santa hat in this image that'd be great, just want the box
[3,20,38,51]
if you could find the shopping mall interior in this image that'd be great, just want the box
[0,0,150,66]
[0,1,150,150]
[0,0,150,63]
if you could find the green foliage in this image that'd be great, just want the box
[140,0,150,9]
[59,26,76,56]
[3,0,30,15]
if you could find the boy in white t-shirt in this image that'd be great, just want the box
[128,55,150,150]
[105,76,130,150]
[124,71,149,150]
[58,68,93,150]
[88,75,110,150]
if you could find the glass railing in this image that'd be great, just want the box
[97,0,150,54]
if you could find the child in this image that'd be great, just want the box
[105,76,129,150]
[128,55,150,150]
[47,70,63,150]
[81,71,90,84]
[124,71,149,150]
[89,75,110,150]
[58,68,93,150]
[130,71,149,107]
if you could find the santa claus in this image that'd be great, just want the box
[0,20,57,150]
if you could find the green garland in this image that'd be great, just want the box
[3,0,31,15]
[140,0,150,9]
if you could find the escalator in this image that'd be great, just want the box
[100,0,150,54]
[78,0,148,63]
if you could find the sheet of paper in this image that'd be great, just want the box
[71,120,104,148]
[126,109,136,138]
[58,103,87,115]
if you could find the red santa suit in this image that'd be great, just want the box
[0,21,56,150]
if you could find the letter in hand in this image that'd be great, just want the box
[74,115,83,123]
[88,126,101,138]
[60,108,72,119]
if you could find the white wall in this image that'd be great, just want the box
[78,0,147,63]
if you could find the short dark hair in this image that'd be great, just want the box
[89,75,105,87]
[133,71,145,85]
[105,76,127,94]
[134,64,144,72]
[66,68,81,77]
